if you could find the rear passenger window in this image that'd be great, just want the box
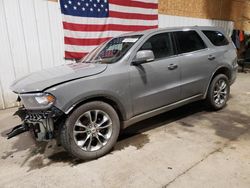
[174,31,206,54]
[202,30,229,46]
[139,33,174,59]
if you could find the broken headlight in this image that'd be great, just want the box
[19,93,56,110]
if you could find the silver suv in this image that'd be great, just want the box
[8,26,238,160]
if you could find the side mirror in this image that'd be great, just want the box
[132,50,155,65]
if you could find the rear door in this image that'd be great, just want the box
[202,30,236,71]
[173,30,214,99]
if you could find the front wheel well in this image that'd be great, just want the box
[67,96,125,121]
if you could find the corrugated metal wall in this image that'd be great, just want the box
[0,0,66,109]
[0,0,234,110]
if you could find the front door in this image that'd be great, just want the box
[130,32,181,116]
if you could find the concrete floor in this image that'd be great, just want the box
[0,73,250,188]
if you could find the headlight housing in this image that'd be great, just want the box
[19,93,56,110]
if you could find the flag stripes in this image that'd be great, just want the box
[61,0,158,59]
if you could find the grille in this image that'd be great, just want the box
[26,112,48,121]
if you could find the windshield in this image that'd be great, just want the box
[81,35,142,64]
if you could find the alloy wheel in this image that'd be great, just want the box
[73,110,113,152]
[213,79,228,106]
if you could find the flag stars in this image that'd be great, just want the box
[62,0,108,16]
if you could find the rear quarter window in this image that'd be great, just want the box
[202,30,229,46]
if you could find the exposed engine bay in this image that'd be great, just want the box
[7,106,64,141]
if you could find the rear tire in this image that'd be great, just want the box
[206,74,230,110]
[60,101,120,160]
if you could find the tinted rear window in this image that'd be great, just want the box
[202,30,229,46]
[174,31,206,54]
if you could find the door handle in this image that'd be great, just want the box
[208,55,216,61]
[168,64,178,70]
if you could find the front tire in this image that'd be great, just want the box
[60,101,120,160]
[206,74,230,110]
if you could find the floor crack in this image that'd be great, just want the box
[162,147,220,188]
[162,127,250,188]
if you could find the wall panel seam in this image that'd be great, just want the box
[17,0,31,73]
[46,1,56,67]
[32,0,43,69]
[2,0,17,80]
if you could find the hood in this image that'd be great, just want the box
[11,63,107,93]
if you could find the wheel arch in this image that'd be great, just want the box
[204,66,232,98]
[64,95,126,121]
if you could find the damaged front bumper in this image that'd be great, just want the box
[7,106,64,141]
[7,123,29,139]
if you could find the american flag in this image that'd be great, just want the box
[60,0,158,59]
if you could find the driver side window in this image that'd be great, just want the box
[139,32,174,60]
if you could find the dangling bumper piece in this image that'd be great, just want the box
[7,123,29,139]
